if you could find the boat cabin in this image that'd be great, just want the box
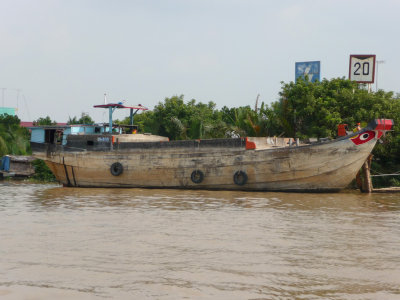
[30,102,147,146]
[30,124,125,146]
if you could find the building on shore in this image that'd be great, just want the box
[0,107,16,116]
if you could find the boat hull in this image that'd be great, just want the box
[32,135,377,192]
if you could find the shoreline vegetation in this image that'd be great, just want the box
[1,78,399,188]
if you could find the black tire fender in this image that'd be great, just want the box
[191,170,204,184]
[110,162,123,176]
[233,170,247,186]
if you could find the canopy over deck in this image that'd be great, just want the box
[94,103,148,133]
[93,103,148,110]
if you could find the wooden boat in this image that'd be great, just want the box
[0,155,35,179]
[30,103,393,191]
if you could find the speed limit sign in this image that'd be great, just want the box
[349,54,376,83]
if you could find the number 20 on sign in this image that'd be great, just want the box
[349,54,376,83]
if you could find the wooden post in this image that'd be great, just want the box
[355,170,363,191]
[361,154,373,193]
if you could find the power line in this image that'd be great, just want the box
[1,88,6,107]
[22,95,31,121]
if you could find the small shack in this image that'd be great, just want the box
[0,155,36,179]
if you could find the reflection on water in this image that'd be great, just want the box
[0,182,400,299]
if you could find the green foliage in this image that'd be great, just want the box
[31,159,56,181]
[126,95,230,139]
[0,114,30,156]
[127,95,280,140]
[67,112,95,125]
[220,103,282,137]
[276,77,400,139]
[150,95,215,139]
[33,116,56,126]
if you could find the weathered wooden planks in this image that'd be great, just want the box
[34,136,376,191]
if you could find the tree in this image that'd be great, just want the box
[130,95,230,140]
[275,77,399,139]
[0,114,30,156]
[67,113,95,125]
[33,116,57,126]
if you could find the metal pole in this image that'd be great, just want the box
[130,108,133,126]
[376,60,385,92]
[16,89,21,115]
[109,107,113,134]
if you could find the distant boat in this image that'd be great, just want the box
[0,155,35,179]
[30,103,393,192]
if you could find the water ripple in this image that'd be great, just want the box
[0,182,399,299]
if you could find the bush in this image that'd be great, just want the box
[31,159,56,182]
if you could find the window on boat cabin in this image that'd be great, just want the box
[95,127,101,133]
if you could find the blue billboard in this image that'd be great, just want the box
[295,61,321,82]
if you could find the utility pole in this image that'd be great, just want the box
[376,60,385,92]
[16,89,21,115]
[254,94,260,113]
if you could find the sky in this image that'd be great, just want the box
[1,0,399,123]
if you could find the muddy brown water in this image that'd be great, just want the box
[0,182,399,299]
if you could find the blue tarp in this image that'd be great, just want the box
[0,156,10,171]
